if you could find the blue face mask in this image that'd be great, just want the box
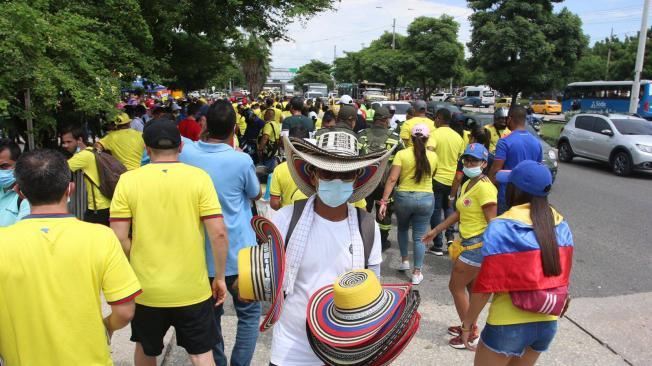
[0,169,16,189]
[317,179,354,208]
[463,166,483,178]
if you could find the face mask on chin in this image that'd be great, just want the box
[0,169,16,189]
[316,178,354,208]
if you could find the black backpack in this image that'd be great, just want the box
[284,199,376,267]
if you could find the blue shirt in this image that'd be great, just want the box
[180,141,260,276]
[495,130,542,213]
[0,188,30,227]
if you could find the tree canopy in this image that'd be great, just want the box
[292,60,334,90]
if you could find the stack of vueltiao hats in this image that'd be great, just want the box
[306,269,421,366]
[237,216,285,332]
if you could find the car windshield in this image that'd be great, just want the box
[386,103,411,114]
[483,91,494,97]
[548,101,560,105]
[366,89,383,95]
[477,115,493,126]
[611,119,652,135]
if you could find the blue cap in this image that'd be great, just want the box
[461,143,489,161]
[496,160,552,197]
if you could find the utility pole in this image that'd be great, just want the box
[334,45,337,62]
[392,18,396,49]
[605,27,613,80]
[630,0,650,114]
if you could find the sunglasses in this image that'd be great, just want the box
[316,169,359,182]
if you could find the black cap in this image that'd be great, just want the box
[143,119,181,149]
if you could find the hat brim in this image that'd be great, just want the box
[307,282,410,348]
[284,136,395,203]
[307,290,421,366]
[250,216,286,332]
[495,170,512,184]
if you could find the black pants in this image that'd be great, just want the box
[84,208,110,226]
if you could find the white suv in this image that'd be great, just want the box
[558,113,652,176]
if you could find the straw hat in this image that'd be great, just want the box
[237,216,285,331]
[306,270,421,366]
[283,132,396,203]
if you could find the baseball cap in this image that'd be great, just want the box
[414,100,427,111]
[411,124,430,137]
[337,104,357,122]
[198,104,210,118]
[339,95,353,105]
[114,112,131,126]
[374,107,390,120]
[496,160,552,197]
[461,143,489,161]
[143,119,182,149]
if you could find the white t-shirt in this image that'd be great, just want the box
[270,205,382,366]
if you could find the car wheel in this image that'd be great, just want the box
[558,141,574,162]
[612,152,633,176]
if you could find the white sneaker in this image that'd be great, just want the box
[411,272,424,285]
[399,261,410,271]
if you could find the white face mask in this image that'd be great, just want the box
[317,179,354,208]
[463,166,483,178]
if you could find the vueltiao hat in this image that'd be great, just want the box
[306,270,410,348]
[237,216,285,331]
[283,132,396,203]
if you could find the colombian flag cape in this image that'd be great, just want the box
[474,204,574,293]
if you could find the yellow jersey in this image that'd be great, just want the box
[0,215,141,365]
[488,293,558,326]
[399,117,436,147]
[99,128,145,171]
[456,178,497,239]
[393,147,438,192]
[68,148,111,210]
[261,121,281,143]
[429,126,465,186]
[110,162,222,307]
[486,125,511,153]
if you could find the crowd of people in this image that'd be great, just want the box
[0,92,574,366]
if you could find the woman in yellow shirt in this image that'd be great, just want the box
[379,124,438,285]
[423,143,497,350]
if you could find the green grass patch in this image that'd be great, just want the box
[540,122,565,146]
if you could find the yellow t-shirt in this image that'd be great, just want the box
[429,126,465,186]
[262,121,281,143]
[253,108,263,119]
[269,161,307,207]
[110,162,222,307]
[486,125,511,153]
[68,149,111,210]
[281,110,292,120]
[274,108,283,124]
[488,293,558,326]
[399,116,436,146]
[269,162,367,209]
[456,178,497,239]
[0,216,141,365]
[315,118,323,130]
[99,128,145,171]
[237,115,247,136]
[463,130,471,148]
[393,147,438,192]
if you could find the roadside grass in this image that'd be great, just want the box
[541,122,565,146]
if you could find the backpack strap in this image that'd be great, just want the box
[16,196,23,212]
[356,207,375,268]
[285,199,308,249]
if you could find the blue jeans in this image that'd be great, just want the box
[481,321,558,357]
[394,191,434,269]
[211,275,261,366]
[430,180,454,249]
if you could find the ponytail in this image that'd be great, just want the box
[411,135,431,183]
[507,184,561,277]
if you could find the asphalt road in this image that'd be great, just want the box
[548,158,652,297]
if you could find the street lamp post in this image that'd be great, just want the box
[629,0,650,114]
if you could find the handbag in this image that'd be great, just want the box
[510,285,570,317]
[448,239,483,261]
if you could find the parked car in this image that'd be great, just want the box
[430,92,452,102]
[371,101,412,123]
[557,113,652,176]
[426,101,463,118]
[463,112,558,180]
[495,97,512,109]
[455,96,483,108]
[531,100,562,115]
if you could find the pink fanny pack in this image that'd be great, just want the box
[510,285,570,317]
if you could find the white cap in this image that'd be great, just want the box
[338,95,353,105]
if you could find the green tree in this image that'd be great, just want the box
[333,51,365,83]
[468,0,587,103]
[292,60,334,91]
[234,34,271,97]
[405,15,465,99]
[358,32,412,97]
[460,65,487,86]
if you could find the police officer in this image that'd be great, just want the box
[357,107,402,251]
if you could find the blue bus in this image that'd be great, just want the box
[562,80,652,120]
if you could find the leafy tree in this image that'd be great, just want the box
[358,32,412,97]
[235,34,271,97]
[333,51,365,83]
[468,0,587,103]
[292,60,334,90]
[460,65,487,86]
[405,15,465,99]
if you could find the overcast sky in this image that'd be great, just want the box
[271,0,650,69]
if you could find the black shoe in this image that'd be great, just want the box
[427,246,444,256]
[381,239,391,252]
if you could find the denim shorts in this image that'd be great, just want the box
[458,235,484,267]
[481,321,558,357]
